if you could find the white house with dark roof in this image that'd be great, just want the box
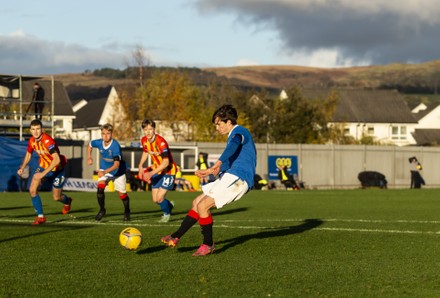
[70,86,122,141]
[301,89,419,146]
[411,102,440,145]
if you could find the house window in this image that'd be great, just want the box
[391,126,407,140]
[54,119,64,129]
[367,127,374,135]
[400,126,407,139]
[343,128,350,135]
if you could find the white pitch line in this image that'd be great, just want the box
[2,218,440,235]
[215,218,440,224]
[317,227,440,235]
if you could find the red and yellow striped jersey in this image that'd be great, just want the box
[27,133,66,171]
[141,134,177,175]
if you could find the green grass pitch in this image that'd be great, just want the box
[1,188,440,297]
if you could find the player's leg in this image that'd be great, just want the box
[115,174,130,221]
[28,168,45,224]
[154,188,174,222]
[95,182,107,221]
[161,193,206,247]
[192,196,216,256]
[50,170,73,214]
[151,174,175,222]
[192,174,249,256]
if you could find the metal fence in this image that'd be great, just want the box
[67,141,440,190]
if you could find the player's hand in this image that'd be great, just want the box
[17,168,23,176]
[196,167,218,178]
[87,157,93,165]
[211,166,220,177]
[195,169,207,178]
[143,171,153,182]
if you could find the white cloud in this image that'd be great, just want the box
[0,31,127,74]
[194,0,440,66]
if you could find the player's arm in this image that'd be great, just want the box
[101,156,120,176]
[197,134,242,178]
[149,157,169,176]
[38,152,61,177]
[87,143,94,165]
[17,152,32,176]
[33,149,61,181]
[143,146,171,181]
[196,159,222,178]
[138,151,149,177]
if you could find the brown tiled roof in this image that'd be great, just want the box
[302,89,417,123]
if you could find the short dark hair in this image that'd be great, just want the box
[141,119,156,129]
[212,104,238,125]
[409,156,417,163]
[101,123,113,132]
[30,119,42,127]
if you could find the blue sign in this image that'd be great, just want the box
[268,155,298,180]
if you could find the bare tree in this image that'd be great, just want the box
[132,45,151,86]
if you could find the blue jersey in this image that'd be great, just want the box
[218,125,256,190]
[90,139,127,177]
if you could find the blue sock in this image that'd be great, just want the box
[60,194,70,204]
[158,199,171,215]
[31,195,44,215]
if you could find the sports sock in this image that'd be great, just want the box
[97,186,105,210]
[60,194,70,205]
[120,194,130,212]
[172,210,200,238]
[199,214,213,246]
[31,195,44,216]
[158,199,171,215]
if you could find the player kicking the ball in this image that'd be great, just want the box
[161,104,256,256]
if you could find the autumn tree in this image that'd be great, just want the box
[270,86,332,144]
[134,70,205,141]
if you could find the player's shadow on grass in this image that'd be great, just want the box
[179,218,324,254]
[0,206,29,211]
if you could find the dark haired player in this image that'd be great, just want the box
[161,104,257,256]
[17,119,72,225]
[138,119,178,223]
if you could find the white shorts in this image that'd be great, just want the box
[201,173,249,209]
[98,173,127,193]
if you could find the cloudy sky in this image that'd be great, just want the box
[1,0,439,75]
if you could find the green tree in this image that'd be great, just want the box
[134,70,205,141]
[270,86,332,144]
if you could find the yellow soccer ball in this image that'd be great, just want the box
[119,227,142,250]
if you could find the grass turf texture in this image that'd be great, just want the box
[1,189,440,297]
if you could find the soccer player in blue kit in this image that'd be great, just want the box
[161,104,257,256]
[87,123,130,221]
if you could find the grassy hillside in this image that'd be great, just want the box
[206,60,440,92]
[49,61,440,104]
